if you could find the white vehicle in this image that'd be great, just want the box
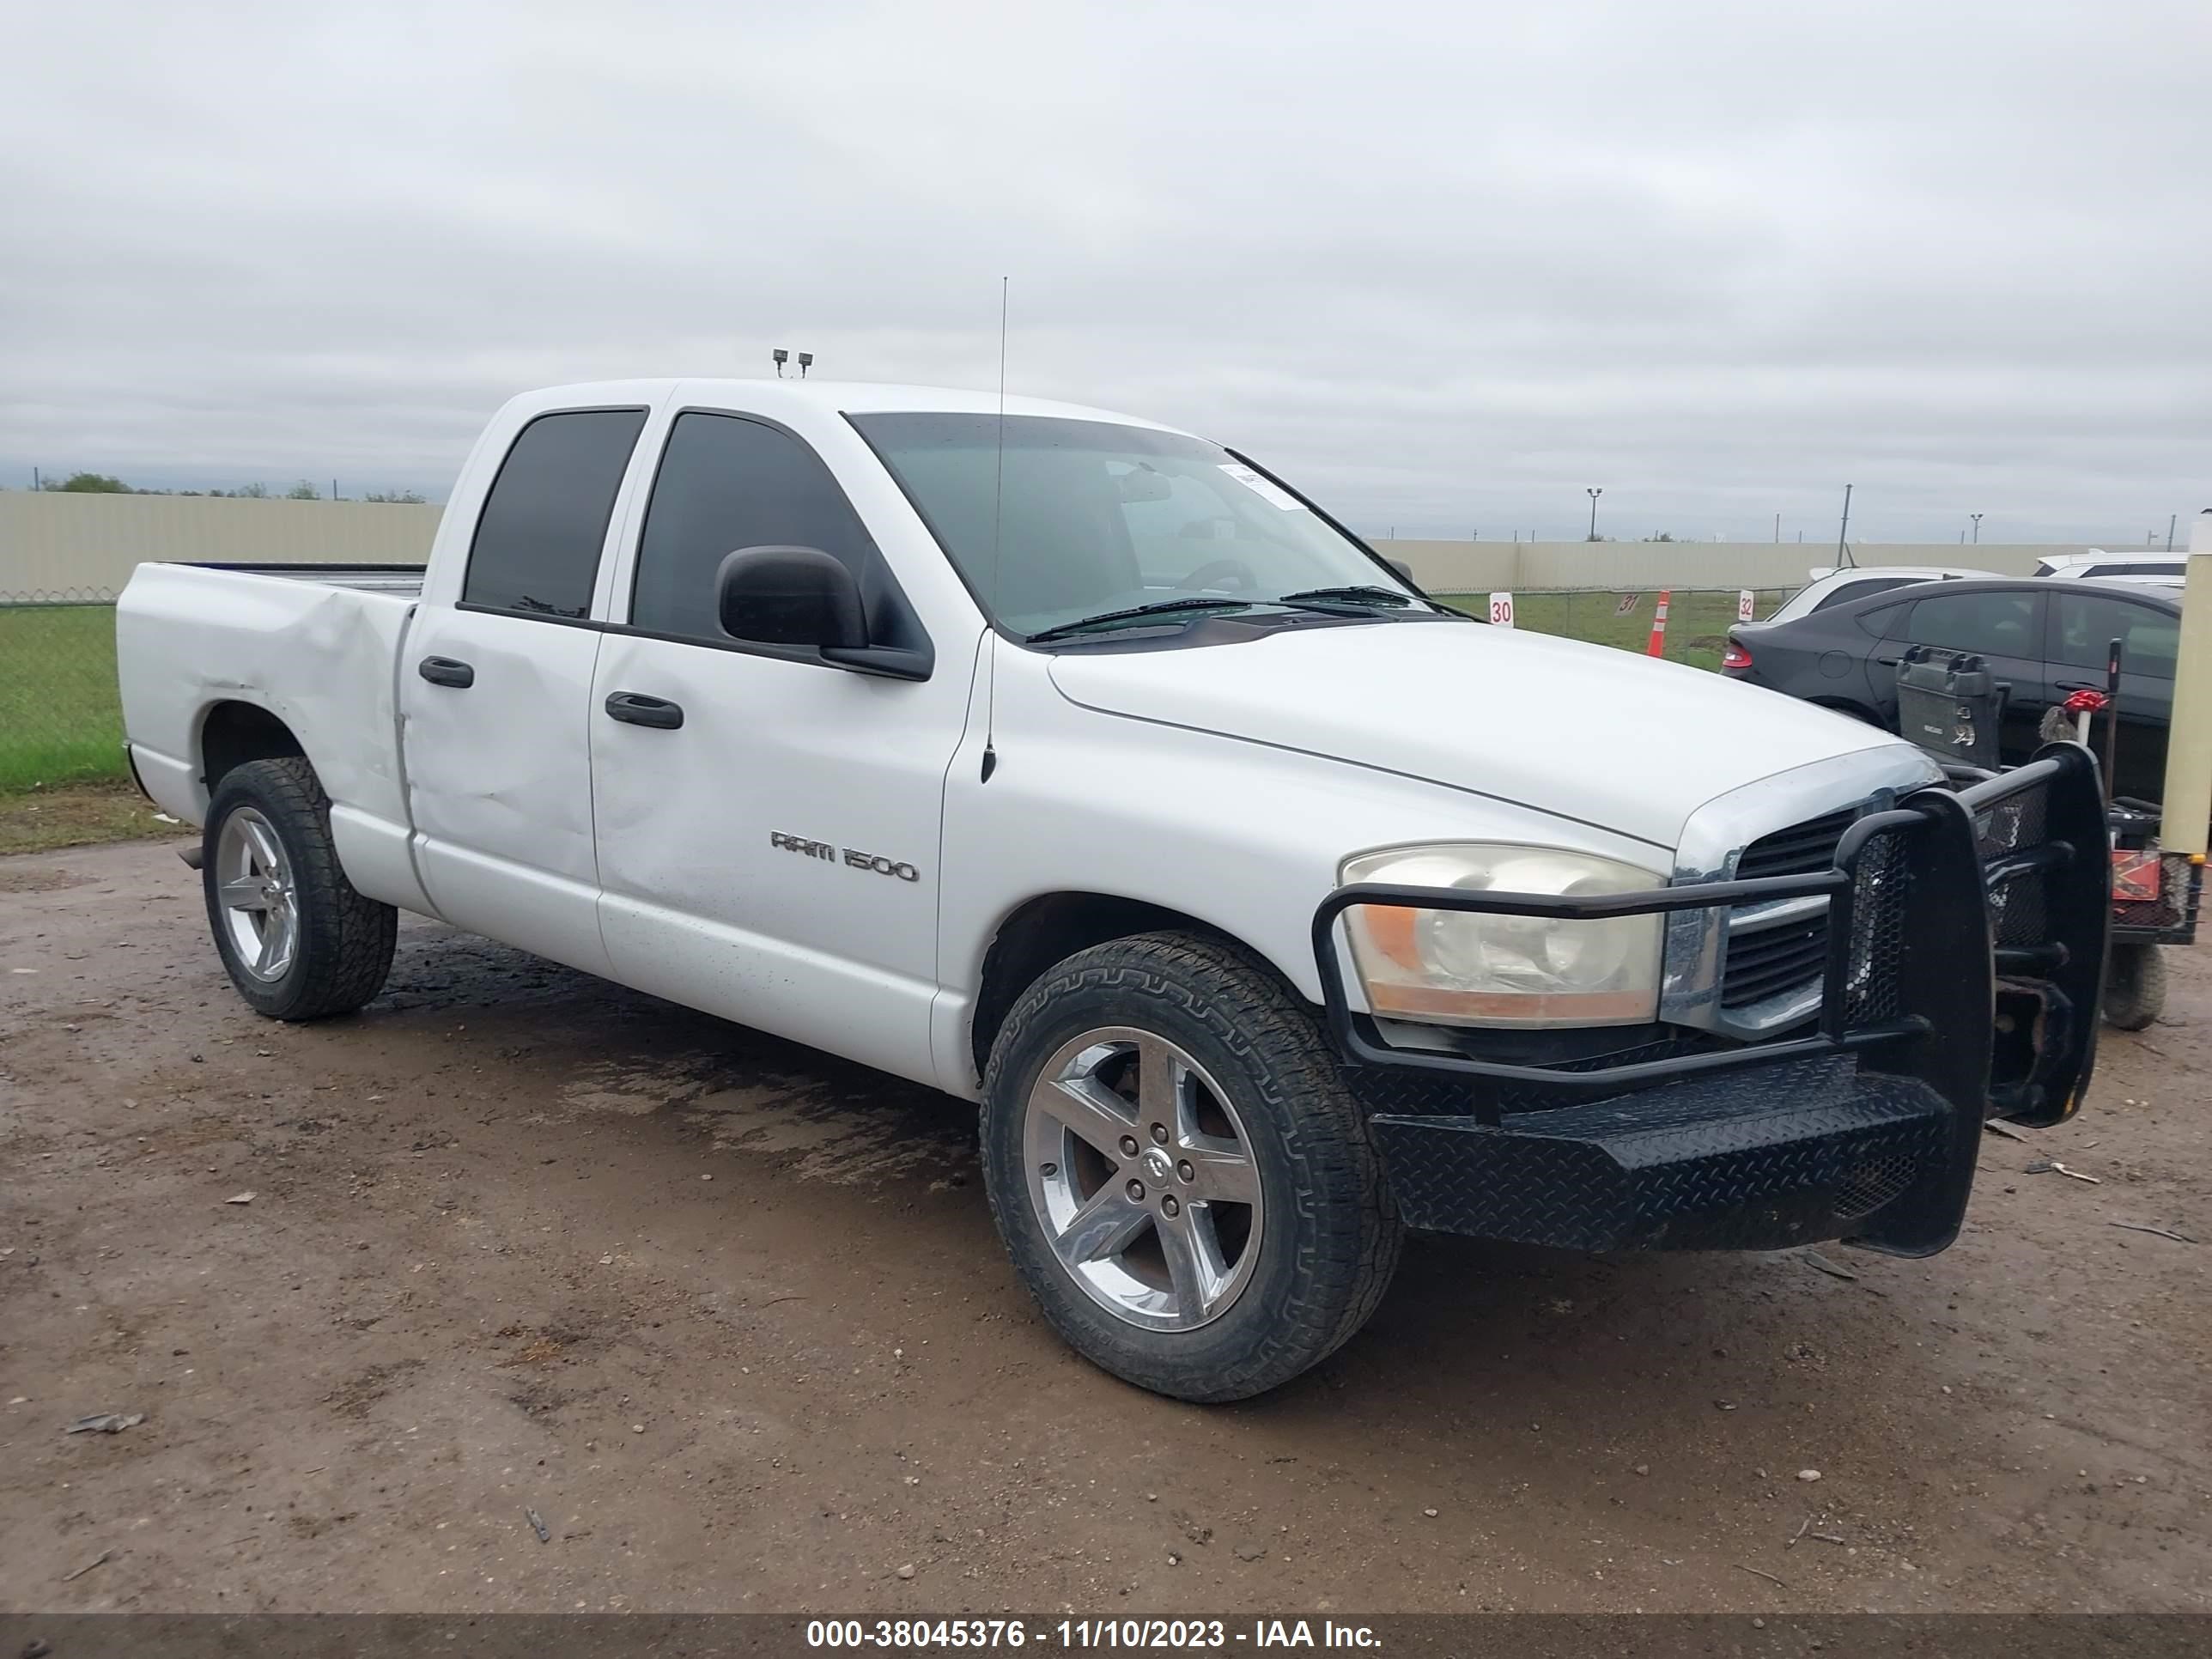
[117,380,2106,1401]
[2035,550,2188,581]
[1765,564,2000,623]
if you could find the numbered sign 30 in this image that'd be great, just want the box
[1487,592,1516,628]
[1736,588,1756,623]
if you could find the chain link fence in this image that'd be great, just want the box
[2,589,125,794]
[1431,586,1790,672]
[0,583,1796,801]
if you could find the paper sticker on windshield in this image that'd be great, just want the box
[1218,463,1308,511]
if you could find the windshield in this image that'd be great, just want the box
[848,412,1421,639]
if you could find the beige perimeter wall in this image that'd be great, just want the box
[0,492,443,601]
[0,490,2127,604]
[1376,538,2101,593]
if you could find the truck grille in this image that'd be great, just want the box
[1718,809,1857,1012]
[1734,808,1856,881]
[1720,915,1829,1009]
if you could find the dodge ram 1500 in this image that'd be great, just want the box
[118,379,2109,1401]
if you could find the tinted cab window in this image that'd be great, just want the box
[2049,592,2178,679]
[1898,589,2043,658]
[463,409,647,618]
[630,412,881,644]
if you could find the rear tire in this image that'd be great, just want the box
[2102,942,2166,1031]
[980,931,1401,1402]
[201,757,397,1020]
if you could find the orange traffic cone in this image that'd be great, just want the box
[1645,590,1671,658]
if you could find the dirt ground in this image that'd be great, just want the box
[2,838,2206,1616]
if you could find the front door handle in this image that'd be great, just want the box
[417,656,475,688]
[604,690,684,730]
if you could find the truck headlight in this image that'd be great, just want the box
[1336,845,1667,1029]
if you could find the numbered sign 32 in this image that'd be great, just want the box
[1736,588,1756,623]
[1487,591,1516,628]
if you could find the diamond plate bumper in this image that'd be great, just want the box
[1370,1056,1949,1251]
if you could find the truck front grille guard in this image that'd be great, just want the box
[1312,744,2109,1133]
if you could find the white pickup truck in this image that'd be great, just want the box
[118,379,2109,1401]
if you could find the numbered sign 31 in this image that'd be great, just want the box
[1736,588,1756,623]
[1487,591,1516,628]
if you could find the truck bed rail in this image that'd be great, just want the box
[182,561,426,595]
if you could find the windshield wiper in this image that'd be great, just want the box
[1025,597,1256,644]
[1273,585,1419,608]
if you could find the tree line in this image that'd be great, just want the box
[32,471,426,503]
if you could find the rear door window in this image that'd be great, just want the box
[2049,592,2179,678]
[1899,590,2043,659]
[463,410,647,619]
[1856,600,1911,637]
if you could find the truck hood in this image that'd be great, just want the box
[1047,619,1919,851]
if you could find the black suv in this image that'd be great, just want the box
[1722,577,2182,800]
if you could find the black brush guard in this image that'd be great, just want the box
[1311,744,2111,1256]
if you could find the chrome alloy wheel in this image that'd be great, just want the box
[215,806,300,982]
[1023,1027,1264,1331]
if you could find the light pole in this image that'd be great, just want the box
[1970,513,1982,544]
[1585,488,1602,542]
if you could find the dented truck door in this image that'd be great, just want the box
[585,404,973,1087]
[399,403,652,976]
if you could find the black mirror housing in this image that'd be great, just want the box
[716,545,868,650]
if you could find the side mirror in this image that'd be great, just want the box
[1385,557,1417,583]
[717,546,867,650]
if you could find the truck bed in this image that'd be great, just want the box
[117,560,422,842]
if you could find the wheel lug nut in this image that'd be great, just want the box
[1161,1195,1180,1218]
[1120,1135,1139,1157]
[1177,1159,1194,1182]
[1126,1179,1146,1201]
[1150,1122,1169,1145]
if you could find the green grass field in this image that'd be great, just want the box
[0,586,1787,805]
[0,605,128,793]
[1434,587,1789,672]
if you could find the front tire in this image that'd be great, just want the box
[980,932,1401,1402]
[2102,941,2166,1031]
[201,757,397,1020]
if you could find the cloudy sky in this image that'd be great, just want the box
[3,1,2206,544]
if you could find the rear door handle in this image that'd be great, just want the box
[1875,655,1900,667]
[417,656,475,688]
[604,690,684,730]
[2056,679,2104,692]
